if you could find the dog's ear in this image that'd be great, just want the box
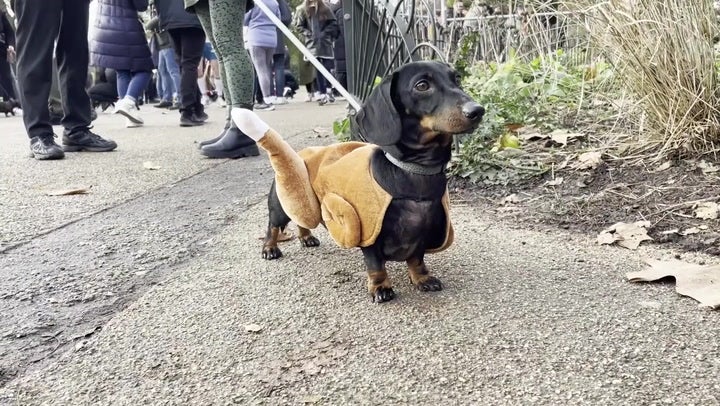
[354,73,402,146]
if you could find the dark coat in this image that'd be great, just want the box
[90,0,154,72]
[154,0,202,31]
[0,10,15,49]
[295,3,338,60]
[274,0,292,55]
[333,6,345,72]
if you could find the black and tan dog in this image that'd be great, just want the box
[0,98,21,117]
[233,60,484,303]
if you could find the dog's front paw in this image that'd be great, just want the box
[372,287,396,303]
[262,246,283,260]
[414,276,443,292]
[300,235,320,247]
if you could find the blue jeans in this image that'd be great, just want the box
[156,48,181,101]
[116,70,152,101]
[272,53,285,97]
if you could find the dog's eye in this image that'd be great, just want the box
[414,80,430,92]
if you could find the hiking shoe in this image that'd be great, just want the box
[113,97,143,125]
[62,129,117,152]
[30,135,65,160]
[180,111,205,127]
[254,103,275,111]
[200,127,259,159]
[154,100,173,108]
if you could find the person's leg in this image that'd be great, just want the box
[14,0,62,143]
[206,0,254,109]
[48,57,63,120]
[156,66,165,101]
[272,52,286,99]
[0,52,17,100]
[115,69,131,100]
[195,4,231,121]
[160,47,181,104]
[249,47,274,106]
[125,71,152,101]
[168,27,205,126]
[56,0,95,135]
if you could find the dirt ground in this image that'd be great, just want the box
[450,134,720,258]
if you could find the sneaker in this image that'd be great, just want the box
[272,97,288,105]
[169,102,181,110]
[126,117,142,128]
[180,111,205,127]
[195,110,209,122]
[154,100,173,109]
[12,107,23,116]
[29,135,65,160]
[254,103,275,111]
[327,93,335,103]
[304,93,313,102]
[318,94,329,106]
[62,129,117,152]
[283,87,293,98]
[114,97,143,125]
[201,95,211,106]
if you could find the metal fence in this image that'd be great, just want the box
[341,0,594,103]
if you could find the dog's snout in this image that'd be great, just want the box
[462,102,485,121]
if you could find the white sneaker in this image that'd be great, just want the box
[114,97,143,125]
[255,103,276,111]
[125,117,142,128]
[12,107,23,116]
[305,93,313,102]
[201,95,211,106]
[265,96,277,105]
[273,97,288,105]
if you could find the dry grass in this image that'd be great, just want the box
[566,0,720,159]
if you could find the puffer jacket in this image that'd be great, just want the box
[295,3,338,59]
[90,0,154,72]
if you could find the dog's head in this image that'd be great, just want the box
[355,61,484,166]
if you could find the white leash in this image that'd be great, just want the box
[252,0,362,112]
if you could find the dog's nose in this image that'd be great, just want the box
[462,102,485,121]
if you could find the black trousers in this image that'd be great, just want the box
[14,0,92,139]
[0,49,16,101]
[168,27,205,114]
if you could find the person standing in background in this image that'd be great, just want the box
[295,0,338,105]
[13,0,117,160]
[90,0,155,128]
[153,0,208,127]
[244,0,280,110]
[0,7,18,104]
[271,0,291,104]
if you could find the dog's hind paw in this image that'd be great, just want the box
[372,287,396,303]
[300,235,320,247]
[414,276,443,292]
[262,246,283,260]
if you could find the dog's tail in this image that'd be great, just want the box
[231,108,322,230]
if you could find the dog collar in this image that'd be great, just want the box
[384,152,446,175]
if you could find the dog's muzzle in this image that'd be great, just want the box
[462,102,485,122]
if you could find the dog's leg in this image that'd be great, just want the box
[263,180,291,260]
[407,256,443,292]
[361,246,395,303]
[298,226,320,248]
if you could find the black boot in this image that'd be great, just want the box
[180,108,205,127]
[198,119,231,149]
[200,123,259,159]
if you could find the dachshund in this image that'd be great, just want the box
[261,60,484,303]
[0,98,21,117]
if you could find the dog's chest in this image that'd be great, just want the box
[377,198,447,260]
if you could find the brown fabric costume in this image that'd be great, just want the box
[254,129,455,252]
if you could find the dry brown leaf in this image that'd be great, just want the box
[597,221,652,250]
[694,202,719,220]
[244,324,263,333]
[143,161,162,170]
[46,187,91,196]
[575,151,603,170]
[627,259,720,309]
[549,129,582,146]
[300,395,323,404]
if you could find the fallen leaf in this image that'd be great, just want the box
[549,129,582,146]
[597,221,653,250]
[660,229,680,235]
[46,187,91,196]
[574,151,603,170]
[300,395,323,404]
[143,161,162,170]
[545,177,564,186]
[244,324,263,333]
[694,202,719,220]
[627,258,720,309]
